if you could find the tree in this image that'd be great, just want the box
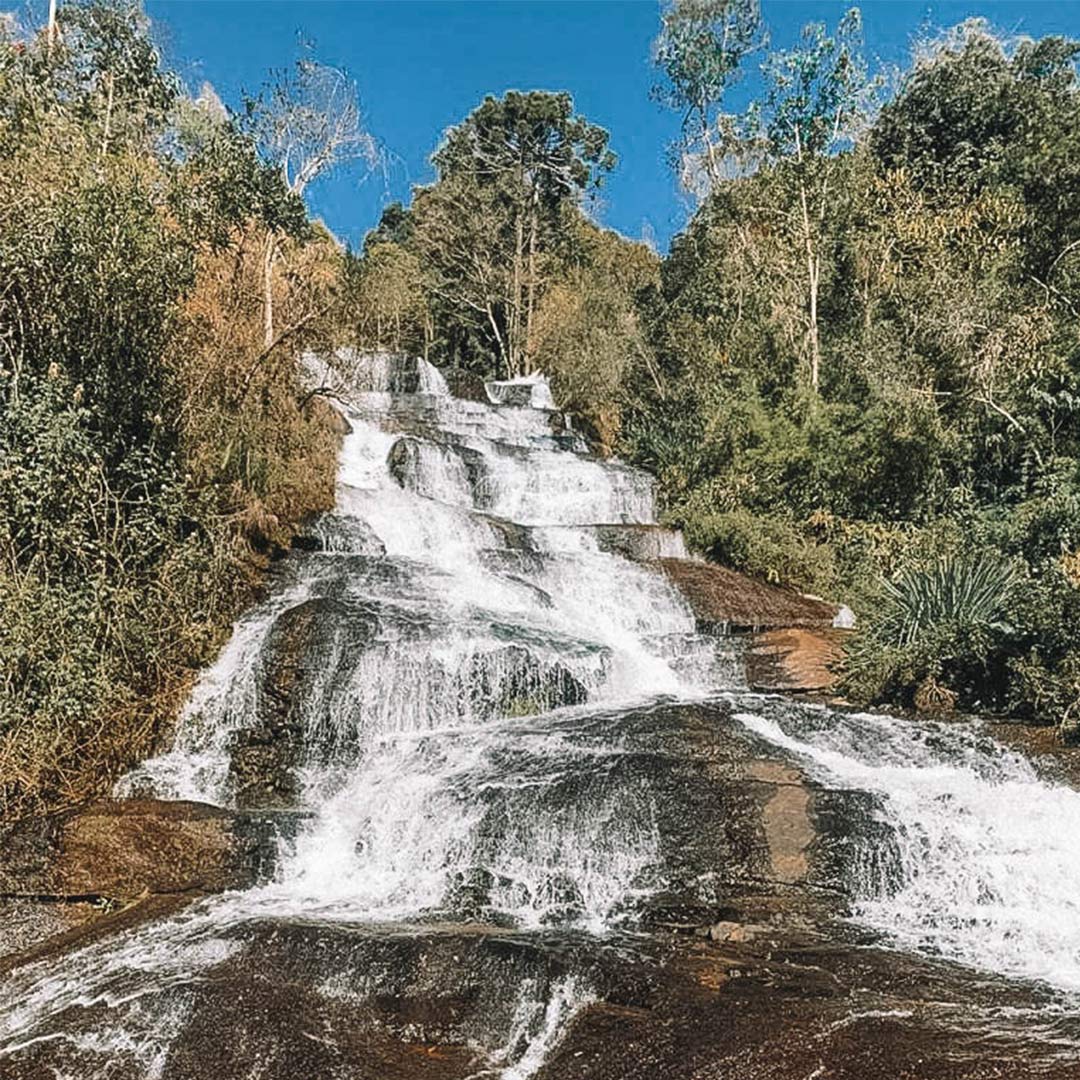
[744,8,877,391]
[429,91,615,375]
[246,54,378,347]
[651,0,764,199]
[871,22,1080,282]
[345,240,430,357]
[531,219,660,450]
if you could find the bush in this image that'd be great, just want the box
[674,506,839,595]
[843,546,1080,732]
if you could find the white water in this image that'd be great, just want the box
[734,698,1080,993]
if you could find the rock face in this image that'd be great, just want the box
[661,558,840,632]
[2,704,1075,1079]
[0,799,281,903]
[746,628,846,693]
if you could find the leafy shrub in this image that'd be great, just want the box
[873,554,1019,647]
[0,8,340,816]
[675,506,839,595]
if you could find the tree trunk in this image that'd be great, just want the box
[47,0,58,55]
[524,184,539,374]
[262,232,277,350]
[101,72,115,157]
[798,178,821,393]
[509,169,526,378]
[700,104,720,194]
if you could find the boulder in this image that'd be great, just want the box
[465,644,589,717]
[589,524,688,562]
[661,558,840,632]
[484,374,555,410]
[0,799,282,903]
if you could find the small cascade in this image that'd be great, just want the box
[733,697,1080,993]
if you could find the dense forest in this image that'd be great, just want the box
[4,0,1080,816]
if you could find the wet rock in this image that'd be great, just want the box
[231,597,380,808]
[0,799,281,903]
[387,434,491,508]
[705,920,764,943]
[661,558,840,632]
[747,627,846,693]
[466,645,589,718]
[442,367,488,402]
[309,514,388,556]
[289,533,324,553]
[485,375,555,410]
[589,524,689,562]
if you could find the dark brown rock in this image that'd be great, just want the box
[661,558,840,631]
[0,799,280,903]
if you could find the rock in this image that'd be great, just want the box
[746,628,846,693]
[289,533,324,553]
[387,435,490,507]
[0,799,282,903]
[661,558,840,631]
[706,920,765,943]
[443,367,488,403]
[0,898,99,960]
[230,597,380,808]
[589,524,688,562]
[833,603,856,629]
[466,645,589,718]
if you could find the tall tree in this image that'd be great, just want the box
[246,55,377,347]
[744,8,877,391]
[651,0,764,199]
[429,91,615,376]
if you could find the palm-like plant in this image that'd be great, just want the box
[876,553,1019,646]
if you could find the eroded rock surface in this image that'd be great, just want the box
[0,798,282,903]
[1,704,1078,1079]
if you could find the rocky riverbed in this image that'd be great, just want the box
[2,701,1080,1079]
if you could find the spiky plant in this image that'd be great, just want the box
[876,553,1019,647]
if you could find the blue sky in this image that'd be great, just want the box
[20,1,1080,251]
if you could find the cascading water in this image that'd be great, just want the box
[5,353,1080,1078]
[732,697,1080,992]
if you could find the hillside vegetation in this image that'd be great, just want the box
[346,6,1080,734]
[4,0,1080,817]
[0,3,349,814]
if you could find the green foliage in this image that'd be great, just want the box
[432,90,615,197]
[677,507,839,593]
[0,1,339,814]
[651,0,764,193]
[629,8,1080,733]
[873,554,1019,648]
[756,8,874,160]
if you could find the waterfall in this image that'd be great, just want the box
[733,697,1080,992]
[5,354,1080,1077]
